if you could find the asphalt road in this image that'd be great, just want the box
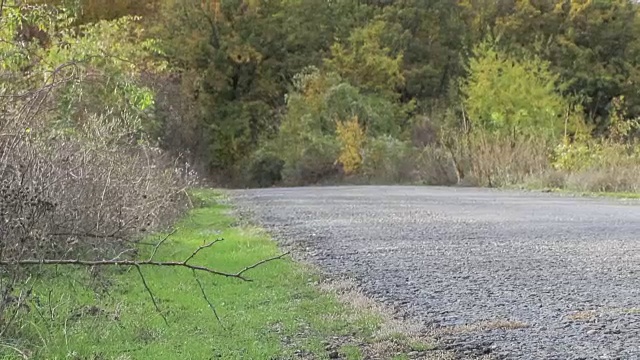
[232,186,640,360]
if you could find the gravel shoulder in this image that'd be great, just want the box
[232,186,640,359]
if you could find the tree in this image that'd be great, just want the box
[155,0,353,172]
[324,20,404,99]
[462,40,574,140]
[25,0,159,23]
[484,0,640,128]
[381,0,467,104]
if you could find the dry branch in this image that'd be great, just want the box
[135,264,168,325]
[148,229,177,261]
[0,251,290,281]
[193,269,224,327]
[0,236,290,325]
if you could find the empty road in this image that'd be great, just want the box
[233,186,640,359]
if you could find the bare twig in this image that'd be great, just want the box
[148,229,176,261]
[109,248,135,262]
[50,232,156,246]
[135,264,168,325]
[182,239,223,264]
[236,252,290,278]
[192,269,224,328]
[0,252,291,281]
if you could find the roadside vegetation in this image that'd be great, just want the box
[0,190,434,359]
[3,0,640,358]
[7,0,637,193]
[144,0,640,194]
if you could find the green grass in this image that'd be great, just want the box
[1,189,429,359]
[540,187,640,200]
[506,183,640,200]
[575,190,640,199]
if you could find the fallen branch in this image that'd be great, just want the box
[193,269,224,328]
[0,251,289,281]
[135,264,168,325]
[148,229,177,261]
[0,235,290,325]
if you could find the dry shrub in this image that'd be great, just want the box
[565,167,640,193]
[0,79,194,337]
[414,145,459,185]
[361,136,416,184]
[465,133,550,187]
[0,124,191,263]
[523,169,567,190]
[410,115,439,148]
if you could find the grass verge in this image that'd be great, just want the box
[1,189,433,359]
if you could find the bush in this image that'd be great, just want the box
[553,139,640,193]
[281,136,341,185]
[0,3,194,337]
[0,130,190,263]
[336,116,365,175]
[147,71,209,170]
[551,137,598,172]
[462,39,574,140]
[549,105,640,193]
[523,170,567,190]
[414,145,459,185]
[463,132,551,187]
[245,151,285,188]
[361,136,416,183]
[565,167,640,193]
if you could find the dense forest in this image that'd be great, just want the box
[5,0,640,190]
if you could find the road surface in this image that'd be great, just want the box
[233,186,640,359]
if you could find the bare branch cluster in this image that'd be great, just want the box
[0,56,289,337]
[0,61,198,335]
[0,3,289,341]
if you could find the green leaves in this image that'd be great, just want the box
[1,2,162,145]
[462,39,572,140]
[325,21,404,98]
[29,0,640,179]
[468,0,640,126]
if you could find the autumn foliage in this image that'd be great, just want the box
[336,116,365,175]
[10,0,640,191]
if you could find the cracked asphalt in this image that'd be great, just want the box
[232,186,640,359]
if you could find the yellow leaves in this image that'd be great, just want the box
[335,116,365,175]
[568,0,593,19]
